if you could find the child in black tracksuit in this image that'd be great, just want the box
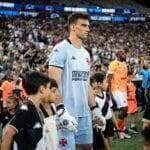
[91,72,118,150]
[0,95,19,129]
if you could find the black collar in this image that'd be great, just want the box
[96,92,104,99]
[66,38,72,44]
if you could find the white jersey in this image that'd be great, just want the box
[95,92,113,120]
[48,39,91,117]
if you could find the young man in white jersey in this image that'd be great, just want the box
[47,13,104,150]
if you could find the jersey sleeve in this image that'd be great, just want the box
[9,104,30,132]
[48,46,66,69]
[108,61,116,74]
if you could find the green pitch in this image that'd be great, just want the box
[112,112,143,150]
[0,112,144,150]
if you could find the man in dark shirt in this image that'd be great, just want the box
[1,71,55,150]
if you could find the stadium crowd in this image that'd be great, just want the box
[0,16,149,78]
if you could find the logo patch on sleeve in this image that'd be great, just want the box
[86,58,90,65]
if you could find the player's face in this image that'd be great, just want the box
[42,82,61,104]
[41,82,52,103]
[98,79,108,91]
[49,87,61,103]
[91,82,99,96]
[6,98,17,111]
[120,51,126,62]
[73,19,90,40]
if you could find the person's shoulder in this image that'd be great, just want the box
[109,60,118,68]
[53,39,70,51]
[17,101,35,113]
[1,80,9,87]
[139,69,144,74]
[116,60,126,68]
[110,60,117,64]
[140,69,148,75]
[82,47,90,56]
[0,110,9,119]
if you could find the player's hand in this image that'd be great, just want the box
[56,104,78,132]
[91,103,106,131]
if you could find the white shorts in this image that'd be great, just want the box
[112,91,127,108]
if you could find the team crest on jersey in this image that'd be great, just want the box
[59,138,68,147]
[86,58,90,65]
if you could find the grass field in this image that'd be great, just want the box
[112,112,144,150]
[0,112,144,150]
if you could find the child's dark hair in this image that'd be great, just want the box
[90,72,106,85]
[50,78,58,89]
[68,13,89,26]
[7,95,19,102]
[67,13,90,31]
[22,71,51,95]
[7,95,20,109]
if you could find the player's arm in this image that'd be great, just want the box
[1,126,17,150]
[47,47,78,132]
[107,61,116,99]
[107,73,113,96]
[48,66,63,105]
[48,66,78,132]
[47,46,66,105]
[88,85,97,107]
